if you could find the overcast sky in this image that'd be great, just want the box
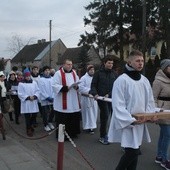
[0,0,92,58]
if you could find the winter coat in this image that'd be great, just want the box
[90,67,117,98]
[152,69,170,124]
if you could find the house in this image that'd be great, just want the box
[57,46,101,69]
[11,39,67,70]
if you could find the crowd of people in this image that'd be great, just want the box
[0,50,169,170]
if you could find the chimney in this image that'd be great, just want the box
[41,39,46,43]
[37,40,41,44]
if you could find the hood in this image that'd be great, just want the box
[155,69,170,84]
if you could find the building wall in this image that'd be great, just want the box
[11,40,67,71]
[41,40,67,69]
[88,47,101,66]
[110,41,164,62]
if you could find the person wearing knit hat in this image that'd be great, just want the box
[18,68,40,137]
[160,59,170,71]
[152,59,170,169]
[23,68,31,77]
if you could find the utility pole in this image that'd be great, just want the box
[49,20,52,67]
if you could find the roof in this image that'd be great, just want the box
[11,41,50,63]
[57,46,83,64]
[0,58,11,63]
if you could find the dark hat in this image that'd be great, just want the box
[160,59,170,70]
[87,65,94,72]
[42,66,50,72]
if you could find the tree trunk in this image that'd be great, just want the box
[119,0,124,61]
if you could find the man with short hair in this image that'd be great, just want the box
[108,50,156,170]
[90,57,117,144]
[52,59,81,139]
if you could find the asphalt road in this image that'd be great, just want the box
[2,113,168,170]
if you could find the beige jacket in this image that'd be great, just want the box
[152,69,170,124]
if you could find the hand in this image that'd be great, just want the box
[94,95,99,100]
[88,94,94,98]
[46,97,53,103]
[30,96,35,101]
[73,85,78,90]
[148,115,159,123]
[132,116,147,125]
[104,94,109,98]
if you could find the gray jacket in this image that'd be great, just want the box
[152,69,170,124]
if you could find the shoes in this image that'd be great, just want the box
[48,123,55,130]
[30,127,35,132]
[161,160,170,170]
[88,129,94,135]
[44,125,51,132]
[155,156,162,164]
[165,161,170,170]
[15,120,20,125]
[27,128,33,137]
[99,136,109,145]
[10,118,14,121]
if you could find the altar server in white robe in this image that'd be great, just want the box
[52,59,81,139]
[108,50,156,170]
[79,65,98,134]
[38,66,55,132]
[18,69,40,137]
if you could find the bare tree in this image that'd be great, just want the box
[7,34,35,56]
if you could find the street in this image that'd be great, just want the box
[1,113,168,170]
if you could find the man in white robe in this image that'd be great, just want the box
[18,69,40,137]
[79,65,98,134]
[108,50,156,170]
[52,59,81,139]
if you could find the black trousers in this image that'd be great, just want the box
[115,148,140,170]
[13,96,20,122]
[41,105,54,126]
[24,113,37,130]
[97,100,112,138]
[55,111,80,138]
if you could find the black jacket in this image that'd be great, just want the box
[89,67,117,98]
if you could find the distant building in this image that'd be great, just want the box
[11,39,67,70]
[57,46,101,68]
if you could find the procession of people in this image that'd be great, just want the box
[0,50,170,170]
